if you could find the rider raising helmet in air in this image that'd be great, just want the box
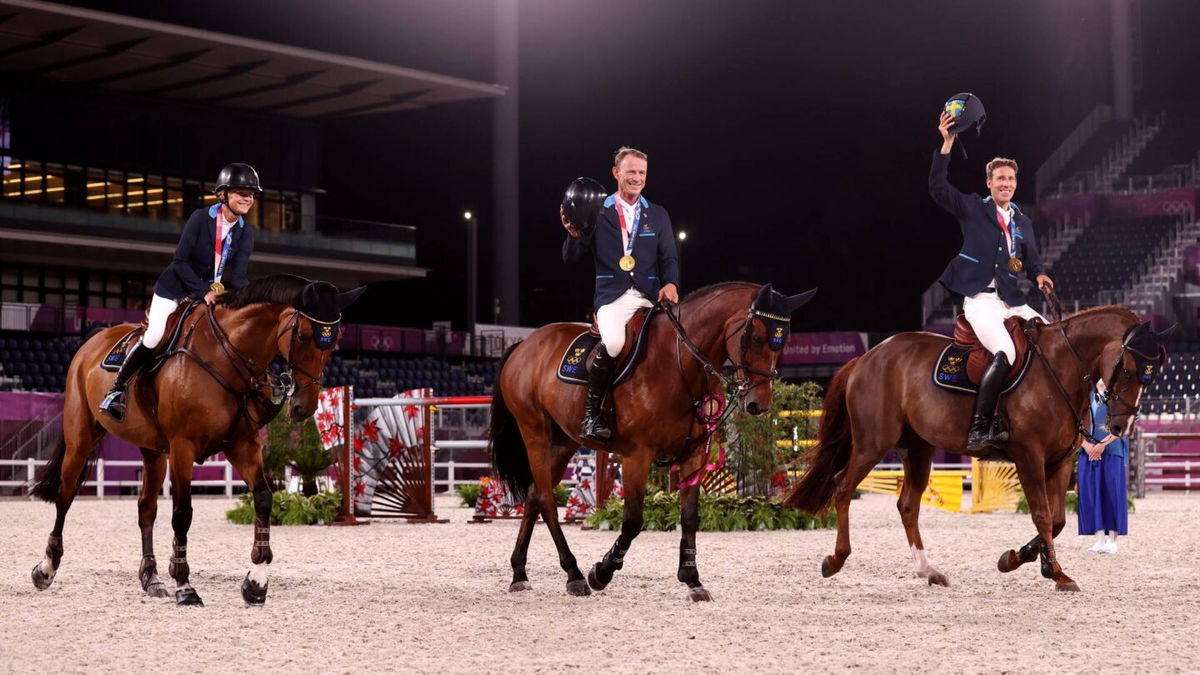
[99,163,261,421]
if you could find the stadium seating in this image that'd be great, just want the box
[1048,215,1178,305]
[0,332,501,396]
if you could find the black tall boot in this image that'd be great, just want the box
[965,351,1011,453]
[581,346,616,442]
[99,342,153,422]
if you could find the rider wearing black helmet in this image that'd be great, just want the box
[99,163,262,421]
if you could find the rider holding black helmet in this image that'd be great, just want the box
[99,163,262,421]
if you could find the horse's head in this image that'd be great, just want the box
[726,283,817,415]
[278,282,367,421]
[1099,320,1169,436]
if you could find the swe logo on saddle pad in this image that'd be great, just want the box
[931,342,1031,395]
[101,328,145,372]
[556,307,659,387]
[558,333,600,385]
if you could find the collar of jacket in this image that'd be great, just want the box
[603,193,649,209]
[982,195,1024,217]
[208,203,246,228]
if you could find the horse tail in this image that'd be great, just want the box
[783,356,859,514]
[29,437,89,503]
[488,343,532,502]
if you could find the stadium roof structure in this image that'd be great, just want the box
[0,0,506,118]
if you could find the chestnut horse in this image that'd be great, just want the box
[489,282,815,600]
[29,274,363,606]
[784,305,1166,591]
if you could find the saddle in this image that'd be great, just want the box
[557,307,657,387]
[100,300,203,374]
[931,315,1032,395]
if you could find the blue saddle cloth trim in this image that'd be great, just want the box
[99,301,201,373]
[556,307,658,387]
[931,341,1031,395]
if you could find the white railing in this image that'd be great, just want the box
[0,458,239,498]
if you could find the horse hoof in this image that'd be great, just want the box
[31,564,55,591]
[926,571,951,587]
[687,586,713,602]
[587,565,609,591]
[566,579,592,597]
[145,581,170,598]
[241,572,268,606]
[1055,581,1081,593]
[820,555,841,578]
[508,580,533,593]
[997,550,1019,573]
[175,587,204,607]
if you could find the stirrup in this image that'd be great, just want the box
[99,390,126,420]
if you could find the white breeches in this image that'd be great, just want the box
[596,287,652,356]
[962,292,1044,363]
[141,294,180,349]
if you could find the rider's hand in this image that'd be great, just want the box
[1037,275,1055,292]
[204,291,219,305]
[560,204,580,239]
[938,112,956,154]
[658,283,679,305]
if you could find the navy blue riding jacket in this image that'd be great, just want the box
[562,194,680,310]
[929,151,1046,307]
[153,205,254,300]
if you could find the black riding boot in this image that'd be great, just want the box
[965,351,1011,453]
[581,346,616,442]
[99,342,153,422]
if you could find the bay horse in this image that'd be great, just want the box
[489,282,815,600]
[29,274,364,606]
[784,304,1166,591]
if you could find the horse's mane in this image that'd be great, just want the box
[220,274,312,309]
[680,281,759,304]
[1061,304,1140,324]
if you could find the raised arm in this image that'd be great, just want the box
[928,113,974,219]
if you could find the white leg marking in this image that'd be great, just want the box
[248,562,269,586]
[910,545,933,577]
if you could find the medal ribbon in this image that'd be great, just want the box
[615,199,640,257]
[214,206,235,284]
[995,207,1016,258]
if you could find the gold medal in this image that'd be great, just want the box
[210,281,226,294]
[1007,257,1023,273]
[618,255,636,272]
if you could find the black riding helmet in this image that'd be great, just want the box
[214,163,263,197]
[944,93,986,136]
[562,176,606,235]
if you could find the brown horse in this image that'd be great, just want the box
[489,282,815,600]
[784,305,1167,591]
[29,274,363,606]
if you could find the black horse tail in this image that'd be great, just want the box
[488,343,532,502]
[783,356,859,514]
[29,437,90,503]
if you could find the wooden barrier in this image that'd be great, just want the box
[968,458,1023,513]
[857,469,969,512]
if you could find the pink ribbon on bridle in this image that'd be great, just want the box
[673,391,727,490]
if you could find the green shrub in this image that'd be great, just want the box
[455,483,483,508]
[727,381,823,495]
[554,484,571,507]
[585,488,836,531]
[225,489,341,526]
[1015,490,1135,515]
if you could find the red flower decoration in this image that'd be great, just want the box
[361,419,380,442]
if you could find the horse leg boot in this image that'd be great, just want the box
[580,347,615,442]
[99,342,153,422]
[965,352,1010,454]
[676,484,713,601]
[241,476,273,606]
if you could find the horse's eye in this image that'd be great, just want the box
[297,333,310,344]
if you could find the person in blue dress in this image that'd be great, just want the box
[1077,380,1129,553]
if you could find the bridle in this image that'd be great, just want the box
[273,309,341,397]
[172,303,334,432]
[1026,317,1157,445]
[661,300,781,401]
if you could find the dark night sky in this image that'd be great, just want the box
[65,0,1200,332]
